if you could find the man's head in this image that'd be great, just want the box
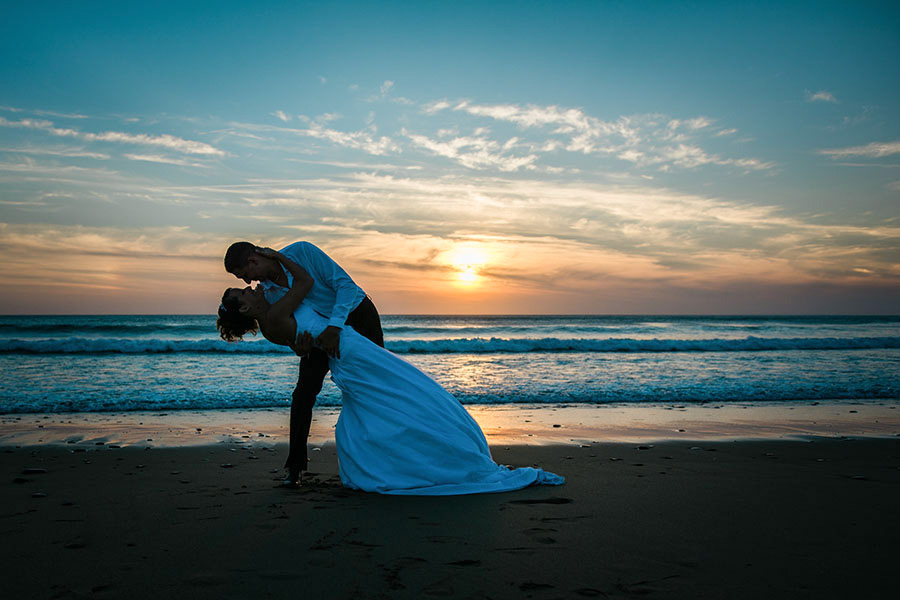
[225,241,267,284]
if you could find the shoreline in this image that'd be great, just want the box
[2,399,897,448]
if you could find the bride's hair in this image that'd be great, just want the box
[216,290,259,342]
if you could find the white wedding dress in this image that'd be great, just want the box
[293,303,564,495]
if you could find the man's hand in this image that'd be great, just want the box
[291,331,314,357]
[316,326,342,358]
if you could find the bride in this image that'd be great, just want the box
[216,248,563,495]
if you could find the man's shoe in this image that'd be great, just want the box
[281,468,301,488]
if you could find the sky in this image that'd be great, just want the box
[0,0,898,314]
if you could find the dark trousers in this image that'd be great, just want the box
[285,296,384,472]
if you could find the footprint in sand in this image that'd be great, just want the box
[523,526,559,544]
[507,496,573,505]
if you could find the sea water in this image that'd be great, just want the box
[1,315,898,413]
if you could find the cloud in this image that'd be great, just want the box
[361,80,413,105]
[0,116,226,156]
[422,100,452,114]
[226,100,771,174]
[0,157,126,182]
[666,145,775,171]
[0,223,218,259]
[286,158,423,171]
[0,146,109,159]
[201,172,898,282]
[226,118,400,156]
[85,131,225,156]
[124,154,210,167]
[452,101,635,154]
[413,101,771,173]
[819,141,900,158]
[665,117,713,136]
[304,122,400,155]
[0,106,88,119]
[405,130,537,171]
[2,170,896,312]
[272,110,291,122]
[805,90,838,103]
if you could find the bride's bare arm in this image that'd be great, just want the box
[255,247,314,326]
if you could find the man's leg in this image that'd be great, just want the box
[285,348,330,481]
[284,296,382,485]
[346,296,384,348]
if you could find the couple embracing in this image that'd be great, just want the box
[217,240,563,495]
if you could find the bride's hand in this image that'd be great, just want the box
[291,330,314,357]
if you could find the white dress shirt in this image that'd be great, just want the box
[259,241,366,329]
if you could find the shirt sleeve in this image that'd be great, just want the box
[280,241,362,329]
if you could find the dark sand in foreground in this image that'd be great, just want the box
[3,436,898,599]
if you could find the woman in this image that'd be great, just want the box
[217,248,563,495]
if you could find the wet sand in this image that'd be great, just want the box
[2,400,898,447]
[2,406,899,599]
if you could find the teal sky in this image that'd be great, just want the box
[1,1,898,313]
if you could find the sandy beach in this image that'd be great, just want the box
[2,402,898,599]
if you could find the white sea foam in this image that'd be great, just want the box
[1,335,898,354]
[2,315,898,414]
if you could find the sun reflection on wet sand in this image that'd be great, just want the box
[1,402,896,448]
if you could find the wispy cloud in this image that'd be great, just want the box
[180,171,898,285]
[1,166,896,312]
[0,106,89,119]
[124,154,210,167]
[272,110,291,122]
[367,79,413,105]
[452,101,635,154]
[422,100,452,114]
[405,130,537,171]
[227,116,400,156]
[415,101,772,173]
[656,145,775,171]
[304,121,400,155]
[286,158,423,171]
[0,146,110,159]
[805,90,838,103]
[819,140,900,158]
[0,116,225,156]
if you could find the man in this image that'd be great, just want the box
[224,241,384,487]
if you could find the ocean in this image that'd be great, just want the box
[1,315,898,414]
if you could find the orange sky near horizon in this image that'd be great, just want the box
[0,221,896,315]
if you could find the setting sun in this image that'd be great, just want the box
[458,266,478,283]
[449,245,487,285]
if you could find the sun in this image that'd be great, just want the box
[449,245,487,285]
[458,266,478,283]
